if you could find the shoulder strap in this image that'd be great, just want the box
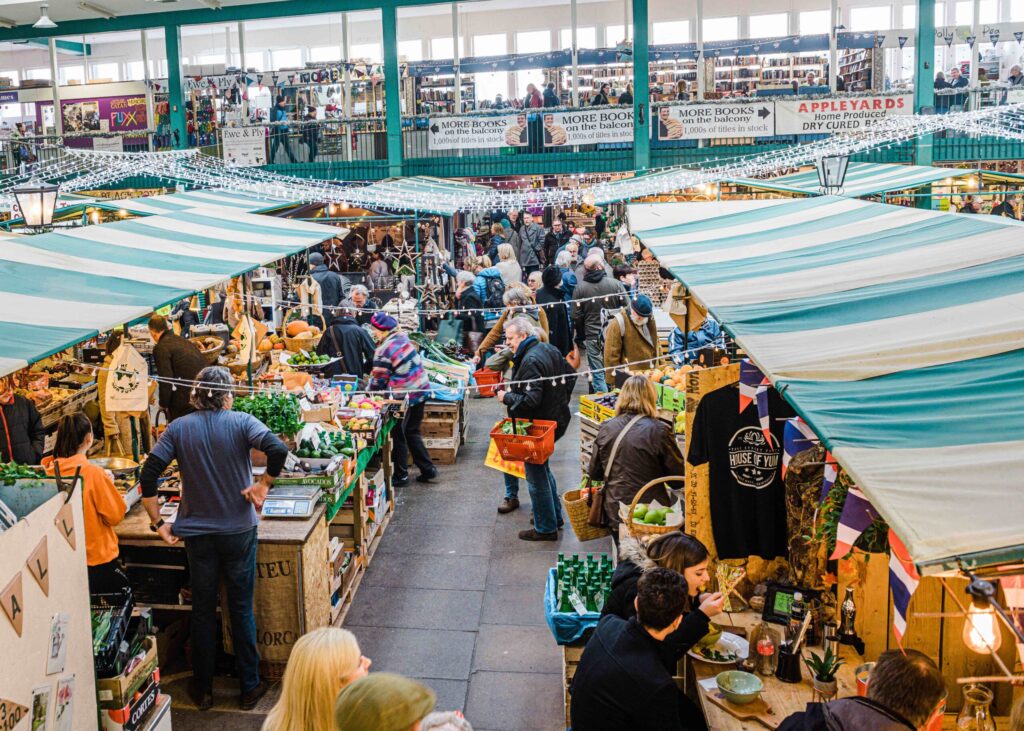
[328,325,348,372]
[606,414,644,476]
[614,312,626,338]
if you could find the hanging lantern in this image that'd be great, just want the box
[13,182,59,231]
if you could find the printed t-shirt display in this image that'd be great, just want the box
[687,384,795,559]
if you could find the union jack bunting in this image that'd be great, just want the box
[738,359,771,440]
[782,417,818,479]
[819,451,838,504]
[888,528,920,643]
[830,486,880,560]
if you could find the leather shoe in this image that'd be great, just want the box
[497,498,520,514]
[240,680,268,710]
[519,528,558,542]
[415,470,438,483]
[188,680,213,712]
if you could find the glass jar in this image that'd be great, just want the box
[747,622,781,677]
[956,684,996,731]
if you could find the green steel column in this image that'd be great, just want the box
[382,5,404,177]
[164,24,187,150]
[632,0,650,170]
[914,0,936,168]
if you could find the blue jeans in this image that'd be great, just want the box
[185,527,260,693]
[504,472,519,500]
[584,339,607,394]
[525,460,563,534]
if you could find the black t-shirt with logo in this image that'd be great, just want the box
[687,384,795,560]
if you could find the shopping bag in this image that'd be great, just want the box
[104,343,150,413]
[485,438,525,479]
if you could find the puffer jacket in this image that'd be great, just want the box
[571,269,627,344]
[603,307,661,371]
[0,394,45,464]
[587,413,685,528]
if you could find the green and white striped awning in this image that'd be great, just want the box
[0,209,342,377]
[731,162,976,198]
[101,188,295,217]
[630,196,1024,572]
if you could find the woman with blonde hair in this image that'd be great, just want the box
[588,375,685,532]
[262,627,370,731]
[494,242,522,286]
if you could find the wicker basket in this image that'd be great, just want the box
[562,483,612,542]
[194,336,225,365]
[226,354,263,376]
[626,476,686,537]
[282,308,325,352]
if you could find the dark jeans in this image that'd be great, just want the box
[185,527,260,693]
[305,137,318,161]
[87,558,131,596]
[391,400,434,480]
[270,133,296,163]
[523,264,540,278]
[524,460,563,534]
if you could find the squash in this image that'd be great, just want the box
[286,320,311,337]
[257,338,273,353]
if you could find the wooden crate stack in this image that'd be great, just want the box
[419,400,467,465]
[562,642,586,728]
[579,413,601,473]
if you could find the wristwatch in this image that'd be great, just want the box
[149,518,165,533]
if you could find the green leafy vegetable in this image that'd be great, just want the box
[233,392,303,437]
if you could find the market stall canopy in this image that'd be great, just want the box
[730,162,977,198]
[94,188,295,217]
[629,196,1024,573]
[0,209,344,378]
[350,176,496,216]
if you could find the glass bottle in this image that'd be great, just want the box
[748,622,781,677]
[788,592,806,643]
[956,684,996,731]
[558,582,574,613]
[839,587,857,639]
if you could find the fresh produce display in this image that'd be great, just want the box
[340,417,376,432]
[632,502,676,526]
[233,392,303,437]
[0,462,46,486]
[409,332,472,365]
[350,397,384,411]
[588,393,618,410]
[642,364,697,389]
[92,608,113,654]
[500,419,533,436]
[294,430,356,460]
[288,351,331,366]
[555,553,614,614]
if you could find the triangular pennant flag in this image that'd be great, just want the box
[54,502,76,551]
[819,451,838,504]
[1015,31,1023,44]
[966,35,976,48]
[989,29,1000,46]
[0,699,28,726]
[998,575,1024,663]
[26,536,49,596]
[945,33,954,46]
[888,529,920,643]
[738,359,771,440]
[0,572,24,636]
[876,34,886,47]
[781,417,819,479]
[830,486,879,560]
[898,36,909,49]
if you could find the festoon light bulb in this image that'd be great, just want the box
[962,598,1002,654]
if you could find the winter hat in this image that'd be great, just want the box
[334,673,436,731]
[370,312,398,332]
[630,294,654,318]
[309,252,325,266]
[541,266,563,290]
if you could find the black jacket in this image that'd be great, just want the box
[310,264,351,310]
[153,332,208,421]
[602,555,710,673]
[0,394,45,464]
[502,337,575,440]
[317,316,376,378]
[543,228,572,267]
[778,697,916,731]
[543,88,560,107]
[536,287,572,356]
[572,269,627,343]
[455,288,485,333]
[570,615,686,731]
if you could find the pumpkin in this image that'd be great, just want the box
[257,338,273,353]
[286,320,311,337]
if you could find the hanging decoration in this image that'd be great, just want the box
[888,528,920,643]
[1015,31,1023,44]
[898,36,909,49]
[829,486,880,560]
[966,35,976,49]
[988,28,1000,47]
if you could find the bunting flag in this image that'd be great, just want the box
[1015,31,1023,44]
[782,417,819,478]
[888,528,920,643]
[966,35,976,48]
[820,451,838,504]
[989,29,1000,47]
[998,575,1024,663]
[830,486,880,560]
[738,359,771,440]
[898,36,909,49]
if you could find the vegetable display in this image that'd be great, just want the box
[233,392,303,437]
[0,462,46,486]
[632,503,676,526]
[295,430,356,460]
[500,419,533,436]
[288,352,331,367]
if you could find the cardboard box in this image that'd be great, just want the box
[101,673,161,731]
[96,636,159,709]
[301,403,334,423]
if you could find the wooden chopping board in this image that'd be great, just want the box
[700,685,781,729]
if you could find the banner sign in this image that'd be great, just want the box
[222,126,267,166]
[0,91,17,104]
[427,114,529,150]
[775,95,911,134]
[542,108,633,146]
[92,136,124,153]
[656,102,774,140]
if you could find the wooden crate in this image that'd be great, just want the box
[422,416,460,440]
[425,437,459,464]
[562,642,586,728]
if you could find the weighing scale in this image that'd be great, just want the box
[262,485,322,519]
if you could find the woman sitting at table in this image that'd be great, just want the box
[44,412,128,595]
[262,627,370,731]
[604,532,725,660]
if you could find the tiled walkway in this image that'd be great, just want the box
[174,387,609,730]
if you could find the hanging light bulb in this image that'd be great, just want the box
[963,583,1002,654]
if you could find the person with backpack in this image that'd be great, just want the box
[270,96,297,163]
[472,285,550,366]
[494,316,577,539]
[604,295,660,374]
[572,254,628,393]
[316,307,376,379]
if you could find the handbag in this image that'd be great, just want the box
[587,414,644,528]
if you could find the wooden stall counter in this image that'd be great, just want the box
[115,500,326,545]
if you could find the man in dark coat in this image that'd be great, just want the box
[536,266,572,356]
[542,219,573,268]
[570,568,692,731]
[495,316,576,540]
[150,314,208,421]
[309,251,350,311]
[317,308,376,379]
[0,375,45,464]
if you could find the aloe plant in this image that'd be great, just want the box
[804,648,845,682]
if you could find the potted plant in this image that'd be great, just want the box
[804,648,845,700]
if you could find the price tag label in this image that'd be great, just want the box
[0,697,29,730]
